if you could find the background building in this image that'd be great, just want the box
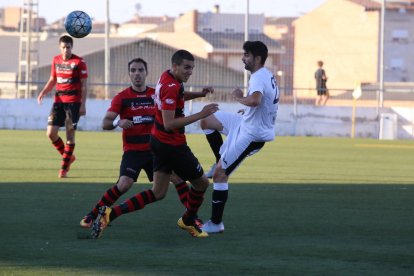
[293,0,414,99]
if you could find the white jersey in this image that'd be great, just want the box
[240,67,279,141]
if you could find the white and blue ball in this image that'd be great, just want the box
[64,11,92,38]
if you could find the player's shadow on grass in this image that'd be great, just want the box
[1,182,413,274]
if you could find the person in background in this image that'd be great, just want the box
[37,35,88,178]
[315,60,329,106]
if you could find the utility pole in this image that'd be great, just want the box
[379,0,385,112]
[17,0,39,98]
[243,0,249,96]
[104,0,111,100]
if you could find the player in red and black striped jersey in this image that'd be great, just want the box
[91,52,218,238]
[37,35,88,178]
[80,58,195,232]
[150,50,218,237]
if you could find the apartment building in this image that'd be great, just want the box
[293,0,414,95]
[144,9,284,75]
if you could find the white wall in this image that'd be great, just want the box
[0,99,413,140]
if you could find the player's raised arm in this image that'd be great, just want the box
[184,87,214,101]
[231,88,262,107]
[162,103,218,131]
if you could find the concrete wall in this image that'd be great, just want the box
[0,99,413,140]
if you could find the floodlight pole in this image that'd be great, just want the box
[378,0,385,113]
[243,0,249,96]
[25,0,33,99]
[104,0,110,100]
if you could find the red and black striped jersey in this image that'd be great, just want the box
[108,86,155,152]
[152,70,186,146]
[51,54,88,103]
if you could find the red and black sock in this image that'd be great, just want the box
[61,143,75,171]
[91,185,122,218]
[183,187,205,222]
[206,130,223,163]
[52,137,65,155]
[174,181,189,207]
[110,189,156,221]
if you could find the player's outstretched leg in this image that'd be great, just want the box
[203,129,222,178]
[80,185,122,228]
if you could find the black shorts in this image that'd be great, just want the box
[48,102,81,129]
[119,150,153,182]
[150,136,204,181]
[317,88,328,96]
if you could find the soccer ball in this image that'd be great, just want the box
[64,10,92,38]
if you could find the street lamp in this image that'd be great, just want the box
[105,0,110,100]
[243,0,249,96]
[379,0,385,112]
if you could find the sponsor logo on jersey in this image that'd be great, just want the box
[168,83,176,87]
[57,77,70,84]
[132,115,154,124]
[130,100,154,110]
[165,98,175,104]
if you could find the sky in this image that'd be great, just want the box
[2,0,326,24]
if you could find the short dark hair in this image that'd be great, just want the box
[171,50,194,65]
[128,58,148,72]
[59,35,73,46]
[243,41,268,65]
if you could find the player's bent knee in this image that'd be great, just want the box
[200,115,217,131]
[213,169,228,183]
[200,118,208,130]
[117,178,134,193]
[47,132,58,141]
[152,190,167,200]
[151,183,169,200]
[191,176,209,192]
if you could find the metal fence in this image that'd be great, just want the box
[2,78,414,110]
[2,1,414,111]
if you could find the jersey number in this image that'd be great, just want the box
[271,76,279,104]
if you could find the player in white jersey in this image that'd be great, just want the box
[200,41,279,233]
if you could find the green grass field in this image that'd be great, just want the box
[0,130,414,275]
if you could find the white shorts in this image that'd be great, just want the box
[214,111,265,176]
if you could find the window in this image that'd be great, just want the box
[391,29,409,43]
[212,55,224,64]
[390,58,404,71]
